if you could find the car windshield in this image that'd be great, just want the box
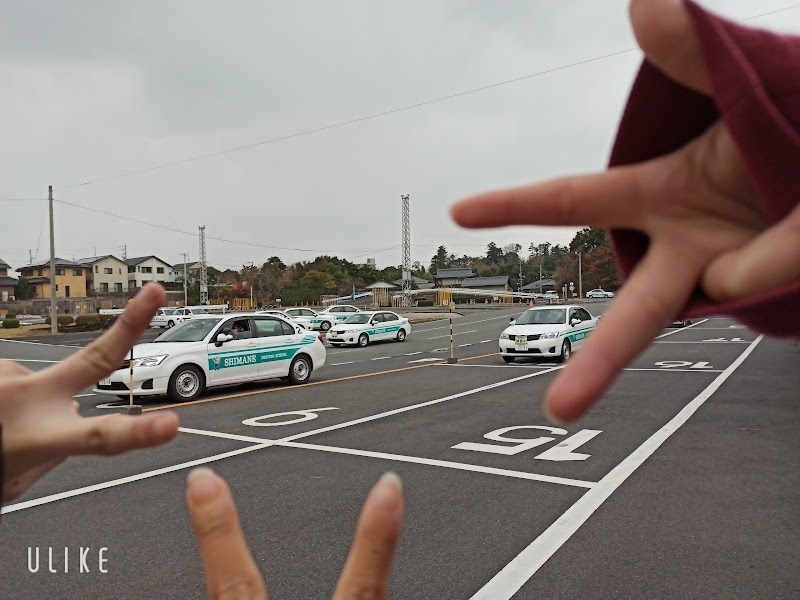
[192,308,209,314]
[161,309,176,315]
[343,314,371,324]
[154,318,222,342]
[515,308,566,325]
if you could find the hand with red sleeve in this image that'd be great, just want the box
[451,0,800,422]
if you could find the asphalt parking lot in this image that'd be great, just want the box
[1,304,798,599]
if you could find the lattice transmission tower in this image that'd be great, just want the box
[401,194,411,306]
[199,225,208,305]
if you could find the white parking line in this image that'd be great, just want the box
[73,393,96,398]
[413,313,515,333]
[408,358,443,363]
[2,359,60,363]
[371,356,391,360]
[0,339,80,348]
[1,443,271,515]
[177,427,594,489]
[470,335,764,599]
[428,330,477,340]
[331,361,355,366]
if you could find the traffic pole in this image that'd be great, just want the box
[126,346,142,415]
[447,300,457,364]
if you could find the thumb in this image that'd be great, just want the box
[629,0,712,94]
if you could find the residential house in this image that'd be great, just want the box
[434,268,474,288]
[0,258,18,301]
[125,256,172,290]
[16,259,90,299]
[169,261,201,283]
[461,275,510,293]
[77,255,129,294]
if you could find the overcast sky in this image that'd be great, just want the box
[2,1,799,274]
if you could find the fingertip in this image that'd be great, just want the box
[367,472,404,519]
[150,412,180,443]
[186,467,223,506]
[136,282,166,310]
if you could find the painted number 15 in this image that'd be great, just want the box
[452,426,601,461]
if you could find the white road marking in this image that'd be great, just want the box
[2,359,60,363]
[653,319,707,338]
[414,313,515,333]
[404,352,423,356]
[371,356,391,360]
[480,340,493,343]
[440,364,723,373]
[407,358,443,363]
[73,393,96,398]
[458,343,472,348]
[427,330,477,340]
[1,443,271,515]
[0,339,80,348]
[177,427,594,489]
[623,368,723,373]
[654,340,750,344]
[331,361,355,366]
[470,335,764,599]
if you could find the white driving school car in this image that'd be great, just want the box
[150,308,179,329]
[256,309,313,330]
[326,311,410,347]
[498,305,598,363]
[94,313,326,402]
[310,305,361,331]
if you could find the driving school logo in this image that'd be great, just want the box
[212,357,221,371]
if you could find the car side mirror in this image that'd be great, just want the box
[570,318,581,326]
[296,327,303,334]
[215,333,233,347]
[509,318,516,326]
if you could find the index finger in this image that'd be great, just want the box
[545,244,698,422]
[45,283,166,394]
[450,165,646,231]
[333,472,404,600]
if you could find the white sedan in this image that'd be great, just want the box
[326,311,410,347]
[498,305,598,363]
[256,309,313,330]
[95,313,326,402]
[150,308,179,329]
[585,289,615,298]
[310,305,361,331]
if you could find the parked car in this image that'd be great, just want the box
[498,305,598,363]
[326,311,411,347]
[256,309,313,330]
[95,313,326,402]
[150,308,179,329]
[310,305,361,331]
[585,289,615,298]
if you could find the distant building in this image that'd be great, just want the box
[522,278,556,292]
[170,261,201,283]
[461,275,510,292]
[391,275,432,289]
[434,268,474,288]
[77,255,128,294]
[0,258,18,301]
[125,256,172,290]
[363,258,377,269]
[16,258,91,299]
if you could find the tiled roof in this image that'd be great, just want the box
[435,268,474,279]
[461,276,509,288]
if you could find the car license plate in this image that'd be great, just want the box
[515,336,528,351]
[99,378,111,386]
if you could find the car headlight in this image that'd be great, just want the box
[540,332,558,339]
[132,355,168,367]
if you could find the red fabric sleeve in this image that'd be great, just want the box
[608,0,800,338]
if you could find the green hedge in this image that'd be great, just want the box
[76,315,101,326]
[5,313,16,319]
[2,319,20,329]
[416,300,434,307]
[45,315,75,326]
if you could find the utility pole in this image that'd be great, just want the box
[578,252,583,300]
[48,185,57,335]
[122,245,127,260]
[518,257,523,293]
[28,249,33,264]
[248,262,255,309]
[181,252,189,307]
[199,226,208,305]
[401,194,411,307]
[538,244,543,292]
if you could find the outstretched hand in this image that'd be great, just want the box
[187,468,405,600]
[451,0,800,422]
[1,283,179,502]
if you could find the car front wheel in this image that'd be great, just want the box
[321,321,331,331]
[288,355,312,384]
[559,339,571,363]
[358,333,369,347]
[167,320,175,328]
[168,364,204,401]
[396,329,406,342]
